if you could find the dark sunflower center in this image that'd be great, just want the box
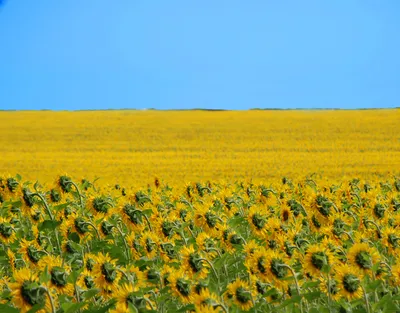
[188,253,203,273]
[257,257,267,274]
[374,204,385,219]
[230,234,242,245]
[312,215,321,228]
[84,276,95,289]
[101,221,114,236]
[343,274,360,293]
[101,262,116,283]
[21,281,46,306]
[161,221,174,237]
[145,238,155,253]
[58,176,72,193]
[205,211,218,228]
[123,205,142,225]
[27,246,41,263]
[252,214,266,230]
[176,278,191,297]
[7,178,19,193]
[270,258,287,279]
[50,189,61,202]
[333,219,345,236]
[328,279,339,295]
[256,281,268,295]
[92,197,111,213]
[355,251,372,269]
[22,188,35,207]
[74,218,89,235]
[236,287,252,304]
[388,234,399,247]
[0,223,13,238]
[51,266,68,287]
[316,195,332,216]
[311,251,327,270]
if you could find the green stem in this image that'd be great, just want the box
[44,287,57,313]
[362,284,371,313]
[70,181,84,208]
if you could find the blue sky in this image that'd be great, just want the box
[0,1,399,110]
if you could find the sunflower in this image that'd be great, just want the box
[196,232,218,259]
[347,242,380,274]
[0,216,17,244]
[247,206,268,236]
[76,269,96,290]
[168,270,194,303]
[263,250,290,290]
[111,283,152,313]
[139,231,159,259]
[381,227,400,254]
[243,240,260,257]
[180,245,209,279]
[89,195,116,219]
[390,264,400,286]
[304,244,335,277]
[38,255,74,296]
[83,253,97,272]
[18,239,44,266]
[320,275,341,301]
[193,204,222,236]
[126,232,142,260]
[92,253,122,297]
[225,279,255,311]
[192,288,220,311]
[9,267,51,313]
[335,264,363,300]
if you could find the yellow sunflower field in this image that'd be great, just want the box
[0,110,399,313]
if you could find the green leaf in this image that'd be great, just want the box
[303,291,321,301]
[26,304,45,313]
[83,288,100,301]
[39,219,61,231]
[68,232,81,243]
[39,266,51,283]
[62,302,88,313]
[82,300,116,313]
[0,304,19,313]
[279,295,302,308]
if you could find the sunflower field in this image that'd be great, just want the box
[1,173,400,313]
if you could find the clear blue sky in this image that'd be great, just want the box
[0,1,399,110]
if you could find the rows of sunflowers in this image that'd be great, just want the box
[1,174,400,312]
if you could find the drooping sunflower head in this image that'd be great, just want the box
[168,270,193,304]
[9,267,50,313]
[93,253,121,293]
[347,242,380,274]
[181,245,209,279]
[225,279,255,311]
[304,244,334,277]
[0,216,16,243]
[335,264,363,300]
[193,288,220,312]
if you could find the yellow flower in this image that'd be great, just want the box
[193,288,220,311]
[111,283,152,313]
[38,255,74,296]
[9,267,51,313]
[168,270,193,304]
[304,244,335,277]
[139,231,159,259]
[225,279,255,311]
[92,253,122,297]
[180,245,209,279]
[0,216,17,244]
[335,264,363,300]
[347,242,380,275]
